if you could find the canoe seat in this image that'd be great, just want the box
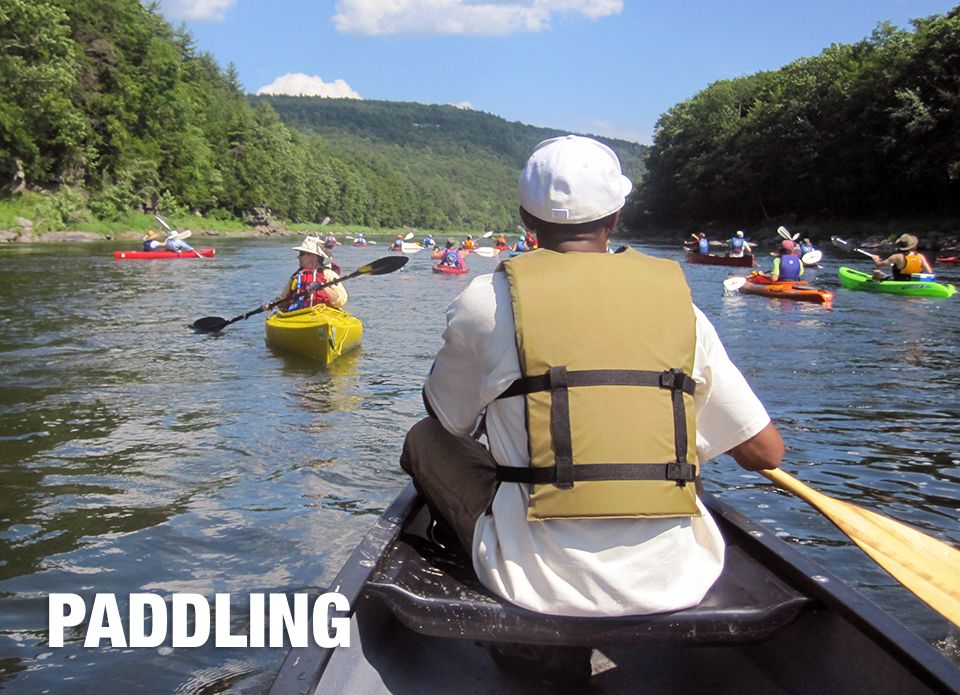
[364,507,815,647]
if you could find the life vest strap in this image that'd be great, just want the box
[496,462,697,484]
[497,368,696,400]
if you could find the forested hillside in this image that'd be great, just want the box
[0,0,645,233]
[628,6,960,229]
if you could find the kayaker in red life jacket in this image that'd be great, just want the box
[441,240,463,267]
[264,236,347,312]
[871,234,933,280]
[766,240,804,282]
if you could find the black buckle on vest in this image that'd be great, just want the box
[660,368,683,390]
[666,461,696,487]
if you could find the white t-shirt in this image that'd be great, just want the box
[423,271,771,617]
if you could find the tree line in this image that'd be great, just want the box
[0,0,645,232]
[625,6,960,230]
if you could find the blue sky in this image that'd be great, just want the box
[158,1,958,144]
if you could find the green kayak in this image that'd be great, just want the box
[838,267,956,298]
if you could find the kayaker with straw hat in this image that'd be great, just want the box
[264,235,347,312]
[871,233,933,280]
[400,134,783,627]
[141,230,163,252]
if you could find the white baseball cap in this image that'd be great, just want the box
[518,135,632,224]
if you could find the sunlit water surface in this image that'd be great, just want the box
[0,238,957,692]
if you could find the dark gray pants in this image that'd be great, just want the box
[400,417,499,554]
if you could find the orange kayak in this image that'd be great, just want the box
[740,275,833,304]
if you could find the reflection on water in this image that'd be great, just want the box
[0,239,958,691]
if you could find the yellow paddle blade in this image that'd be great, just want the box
[762,468,960,627]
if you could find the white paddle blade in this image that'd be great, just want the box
[472,247,499,257]
[777,226,791,240]
[723,276,748,291]
[154,215,173,232]
[481,230,494,238]
[177,230,192,240]
[321,216,331,226]
[403,232,415,241]
[802,250,823,265]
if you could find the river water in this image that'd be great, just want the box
[0,237,957,692]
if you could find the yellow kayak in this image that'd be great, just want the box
[264,305,363,363]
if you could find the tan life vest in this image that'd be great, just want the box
[497,248,699,521]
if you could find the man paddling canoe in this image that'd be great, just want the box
[401,135,783,623]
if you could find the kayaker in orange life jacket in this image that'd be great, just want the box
[264,236,347,312]
[871,234,933,280]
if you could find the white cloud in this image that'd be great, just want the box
[255,73,363,99]
[332,0,622,37]
[451,101,474,109]
[158,0,236,22]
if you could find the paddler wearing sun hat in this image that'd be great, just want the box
[264,235,347,312]
[870,233,934,281]
[141,230,164,252]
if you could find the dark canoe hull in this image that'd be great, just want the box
[269,485,960,694]
[684,250,754,267]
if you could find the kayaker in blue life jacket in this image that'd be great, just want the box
[697,233,710,254]
[728,230,751,258]
[354,232,367,247]
[769,240,803,281]
[391,235,405,251]
[421,234,436,248]
[514,236,529,253]
[799,238,815,256]
[142,230,164,251]
[441,240,462,267]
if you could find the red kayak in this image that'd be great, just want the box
[433,263,469,275]
[114,248,215,260]
[684,250,754,268]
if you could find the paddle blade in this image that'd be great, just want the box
[321,216,331,226]
[777,226,791,241]
[403,232,415,240]
[177,229,192,240]
[481,230,494,238]
[472,247,499,257]
[154,215,173,232]
[723,276,747,291]
[354,255,409,276]
[802,250,823,265]
[192,316,228,333]
[762,468,960,627]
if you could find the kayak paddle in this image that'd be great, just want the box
[762,468,960,627]
[802,250,823,265]
[777,225,799,241]
[723,276,748,292]
[831,236,876,259]
[471,247,500,258]
[191,255,409,333]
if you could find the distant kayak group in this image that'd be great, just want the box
[696,227,957,304]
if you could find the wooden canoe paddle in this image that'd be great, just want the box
[762,468,960,627]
